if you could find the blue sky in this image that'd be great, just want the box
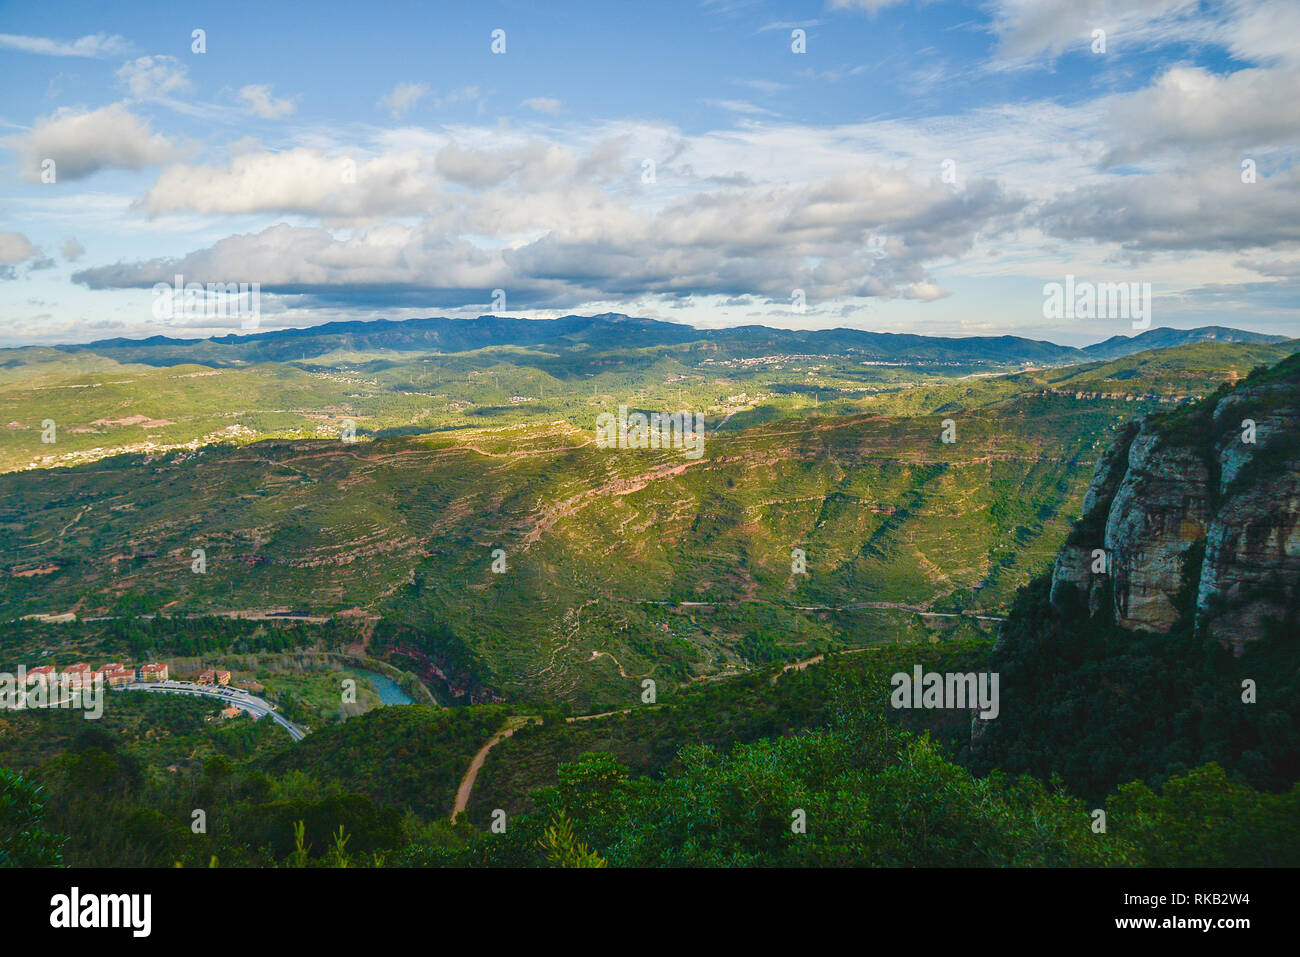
[1,0,1297,346]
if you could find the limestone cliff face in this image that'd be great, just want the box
[1050,360,1300,651]
[1048,421,1139,618]
[1195,385,1300,650]
[1104,427,1213,631]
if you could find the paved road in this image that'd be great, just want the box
[116,681,306,741]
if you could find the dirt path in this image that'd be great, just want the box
[450,620,992,817]
[643,596,1006,622]
[567,707,632,722]
[58,507,88,537]
[770,646,881,684]
[451,715,539,821]
[771,653,825,684]
[522,459,709,548]
[451,707,641,820]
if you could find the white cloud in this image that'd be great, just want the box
[989,0,1207,65]
[137,137,618,218]
[731,78,789,93]
[76,153,1019,310]
[434,142,512,187]
[904,281,949,300]
[704,99,779,116]
[757,18,827,30]
[238,84,299,119]
[1039,162,1300,253]
[827,1,906,13]
[522,97,562,115]
[378,82,429,119]
[433,86,482,109]
[1235,256,1300,278]
[75,222,507,295]
[27,8,1300,335]
[0,32,129,58]
[1103,65,1300,163]
[141,147,436,218]
[432,141,585,190]
[0,232,38,264]
[116,55,191,98]
[1225,0,1300,66]
[5,103,177,182]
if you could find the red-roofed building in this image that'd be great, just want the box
[94,666,133,687]
[61,664,91,687]
[137,663,168,682]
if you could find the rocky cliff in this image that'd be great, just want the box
[1050,353,1300,652]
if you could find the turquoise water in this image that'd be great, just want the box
[352,669,414,705]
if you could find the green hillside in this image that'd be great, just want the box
[3,332,1295,708]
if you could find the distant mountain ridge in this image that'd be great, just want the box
[1080,325,1287,361]
[35,315,1289,368]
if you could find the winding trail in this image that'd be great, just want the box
[567,708,631,722]
[640,596,1006,622]
[452,640,902,815]
[770,646,881,684]
[451,715,539,821]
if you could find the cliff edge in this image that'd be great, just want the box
[1049,353,1300,652]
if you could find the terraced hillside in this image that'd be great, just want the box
[0,398,1147,707]
[3,320,1291,475]
[2,323,1294,709]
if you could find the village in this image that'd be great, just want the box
[13,661,172,688]
[1,662,253,721]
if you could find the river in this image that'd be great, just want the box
[351,669,414,706]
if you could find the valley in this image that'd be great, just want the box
[1,316,1297,869]
[6,321,1292,707]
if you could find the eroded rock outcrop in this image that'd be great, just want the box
[1050,356,1300,652]
[1048,421,1139,618]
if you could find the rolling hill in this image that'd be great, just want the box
[3,321,1293,708]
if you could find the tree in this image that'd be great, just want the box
[537,812,607,868]
[0,767,65,867]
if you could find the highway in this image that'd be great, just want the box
[116,680,306,741]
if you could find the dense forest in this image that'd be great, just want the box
[970,575,1300,801]
[3,621,1296,867]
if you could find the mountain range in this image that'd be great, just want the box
[34,316,1289,369]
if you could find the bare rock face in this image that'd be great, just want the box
[1105,427,1211,631]
[1048,541,1099,615]
[1050,362,1300,650]
[1081,421,1140,520]
[1196,386,1300,652]
[1049,422,1138,617]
